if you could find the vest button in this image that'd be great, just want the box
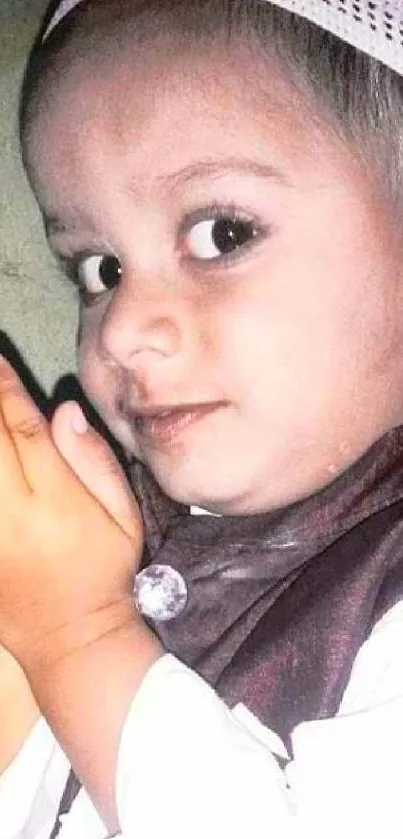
[134,564,188,621]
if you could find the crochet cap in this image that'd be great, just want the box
[42,0,403,74]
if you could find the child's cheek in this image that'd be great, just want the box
[76,324,111,411]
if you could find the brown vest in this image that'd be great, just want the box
[51,428,403,834]
[132,428,403,749]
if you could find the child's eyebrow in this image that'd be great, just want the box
[43,158,289,238]
[151,157,290,190]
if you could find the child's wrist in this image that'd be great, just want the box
[20,598,159,682]
[17,601,163,828]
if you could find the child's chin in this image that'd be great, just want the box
[143,451,269,514]
[151,469,227,512]
[153,473,246,516]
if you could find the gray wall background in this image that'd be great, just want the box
[0,0,76,394]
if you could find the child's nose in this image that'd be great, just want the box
[98,287,183,370]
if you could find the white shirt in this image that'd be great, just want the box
[2,598,403,839]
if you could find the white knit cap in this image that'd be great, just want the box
[43,0,83,41]
[42,0,403,75]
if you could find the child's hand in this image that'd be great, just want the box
[0,358,143,672]
[0,643,39,774]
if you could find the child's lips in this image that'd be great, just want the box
[129,402,227,447]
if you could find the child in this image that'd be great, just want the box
[2,0,403,835]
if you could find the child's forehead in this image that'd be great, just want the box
[28,66,357,240]
[32,36,324,171]
[25,7,367,207]
[26,39,343,228]
[26,2,336,160]
[35,27,296,130]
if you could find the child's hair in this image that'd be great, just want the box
[20,0,403,202]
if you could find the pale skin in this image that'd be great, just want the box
[3,25,403,833]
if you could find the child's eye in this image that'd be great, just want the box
[186,216,259,261]
[77,254,122,296]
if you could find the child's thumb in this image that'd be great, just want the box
[51,401,143,543]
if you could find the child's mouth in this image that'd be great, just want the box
[132,402,226,447]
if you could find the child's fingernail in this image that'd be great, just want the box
[70,404,88,435]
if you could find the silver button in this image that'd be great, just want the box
[134,564,188,621]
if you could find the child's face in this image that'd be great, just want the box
[26,38,403,514]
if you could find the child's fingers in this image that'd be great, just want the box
[51,401,143,541]
[0,402,28,497]
[0,362,35,497]
[0,358,71,494]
